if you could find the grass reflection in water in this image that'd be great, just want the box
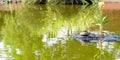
[1,5,113,60]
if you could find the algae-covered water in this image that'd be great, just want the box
[0,4,120,60]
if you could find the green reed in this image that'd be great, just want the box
[95,14,110,36]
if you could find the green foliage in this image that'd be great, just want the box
[95,14,111,35]
[21,0,100,4]
[47,0,98,4]
[95,14,110,26]
[91,0,102,4]
[21,0,35,4]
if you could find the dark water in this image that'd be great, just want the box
[0,5,120,60]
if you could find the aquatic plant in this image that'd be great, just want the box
[95,14,110,36]
[95,1,110,36]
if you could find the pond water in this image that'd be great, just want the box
[0,4,120,60]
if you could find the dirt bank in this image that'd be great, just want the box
[102,2,120,10]
[104,0,120,2]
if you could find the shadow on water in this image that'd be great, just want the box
[0,4,119,60]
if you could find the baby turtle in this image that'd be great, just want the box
[80,30,89,36]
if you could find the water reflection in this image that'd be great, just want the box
[0,4,119,60]
[95,39,120,60]
[42,27,68,47]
